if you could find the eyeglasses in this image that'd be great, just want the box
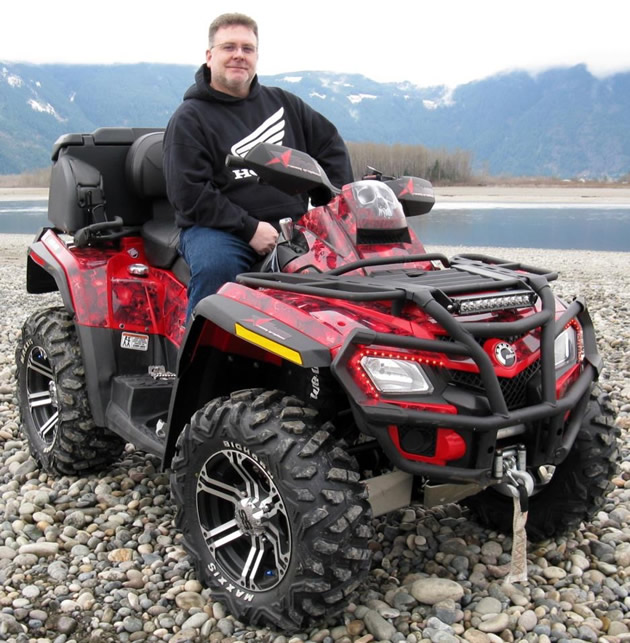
[211,42,257,56]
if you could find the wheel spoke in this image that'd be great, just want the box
[241,535,266,589]
[259,490,283,519]
[263,521,291,577]
[224,450,263,500]
[198,468,242,504]
[203,518,244,551]
[28,390,54,410]
[27,355,53,380]
[39,410,59,438]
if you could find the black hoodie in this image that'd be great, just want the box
[163,65,354,241]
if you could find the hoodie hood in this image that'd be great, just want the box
[183,64,261,103]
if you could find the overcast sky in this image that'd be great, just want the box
[2,0,629,87]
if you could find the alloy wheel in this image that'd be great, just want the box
[196,448,292,591]
[25,345,59,445]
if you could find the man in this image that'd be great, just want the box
[163,12,354,318]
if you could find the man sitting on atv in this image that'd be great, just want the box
[163,12,354,318]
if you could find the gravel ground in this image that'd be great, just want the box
[0,235,628,643]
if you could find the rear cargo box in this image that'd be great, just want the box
[47,127,163,233]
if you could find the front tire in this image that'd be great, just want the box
[170,389,373,630]
[466,388,620,540]
[15,307,125,475]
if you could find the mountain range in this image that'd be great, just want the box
[1,61,630,178]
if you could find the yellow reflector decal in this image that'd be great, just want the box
[234,323,303,365]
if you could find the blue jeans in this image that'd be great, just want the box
[179,225,258,319]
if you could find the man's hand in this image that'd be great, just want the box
[249,221,279,255]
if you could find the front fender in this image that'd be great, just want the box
[192,292,333,368]
[162,287,341,468]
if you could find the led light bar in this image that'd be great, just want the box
[449,290,537,315]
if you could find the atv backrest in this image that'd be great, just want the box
[47,127,164,233]
[125,131,180,269]
[125,130,167,200]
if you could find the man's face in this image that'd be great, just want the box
[206,25,258,98]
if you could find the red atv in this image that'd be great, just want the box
[16,128,619,629]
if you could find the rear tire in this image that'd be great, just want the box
[15,307,125,475]
[170,388,373,630]
[465,387,620,540]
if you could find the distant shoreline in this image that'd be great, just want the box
[2,185,629,204]
[434,185,630,204]
[0,188,48,201]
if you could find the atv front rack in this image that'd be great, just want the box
[237,254,601,483]
[238,253,558,320]
[238,253,557,306]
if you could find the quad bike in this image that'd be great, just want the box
[15,128,619,629]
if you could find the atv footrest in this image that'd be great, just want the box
[105,375,173,456]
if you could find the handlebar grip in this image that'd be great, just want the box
[225,154,249,169]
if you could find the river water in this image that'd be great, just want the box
[0,200,49,235]
[412,201,630,252]
[1,198,629,251]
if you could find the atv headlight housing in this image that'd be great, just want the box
[360,356,434,394]
[554,325,578,370]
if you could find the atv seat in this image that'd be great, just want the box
[126,132,190,284]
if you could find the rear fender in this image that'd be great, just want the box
[27,236,75,314]
[25,238,115,424]
[162,290,336,467]
[28,229,118,327]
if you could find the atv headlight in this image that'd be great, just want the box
[360,356,433,394]
[554,326,577,370]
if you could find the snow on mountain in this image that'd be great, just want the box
[347,93,378,104]
[2,66,24,88]
[1,62,629,179]
[28,99,66,121]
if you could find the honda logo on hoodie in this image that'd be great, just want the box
[230,107,286,157]
[230,107,286,180]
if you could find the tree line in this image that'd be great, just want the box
[0,168,51,188]
[1,142,474,188]
[347,142,474,185]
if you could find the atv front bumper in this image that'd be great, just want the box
[332,295,601,485]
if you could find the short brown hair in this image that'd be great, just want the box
[208,13,258,47]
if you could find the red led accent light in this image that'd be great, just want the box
[566,319,584,362]
[348,347,445,401]
[383,399,457,414]
[554,319,585,402]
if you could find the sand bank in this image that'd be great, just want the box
[434,185,630,204]
[0,188,49,201]
[2,186,630,204]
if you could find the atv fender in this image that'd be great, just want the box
[193,292,333,367]
[25,237,118,426]
[162,290,337,468]
[26,236,75,314]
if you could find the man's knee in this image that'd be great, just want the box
[180,225,256,294]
